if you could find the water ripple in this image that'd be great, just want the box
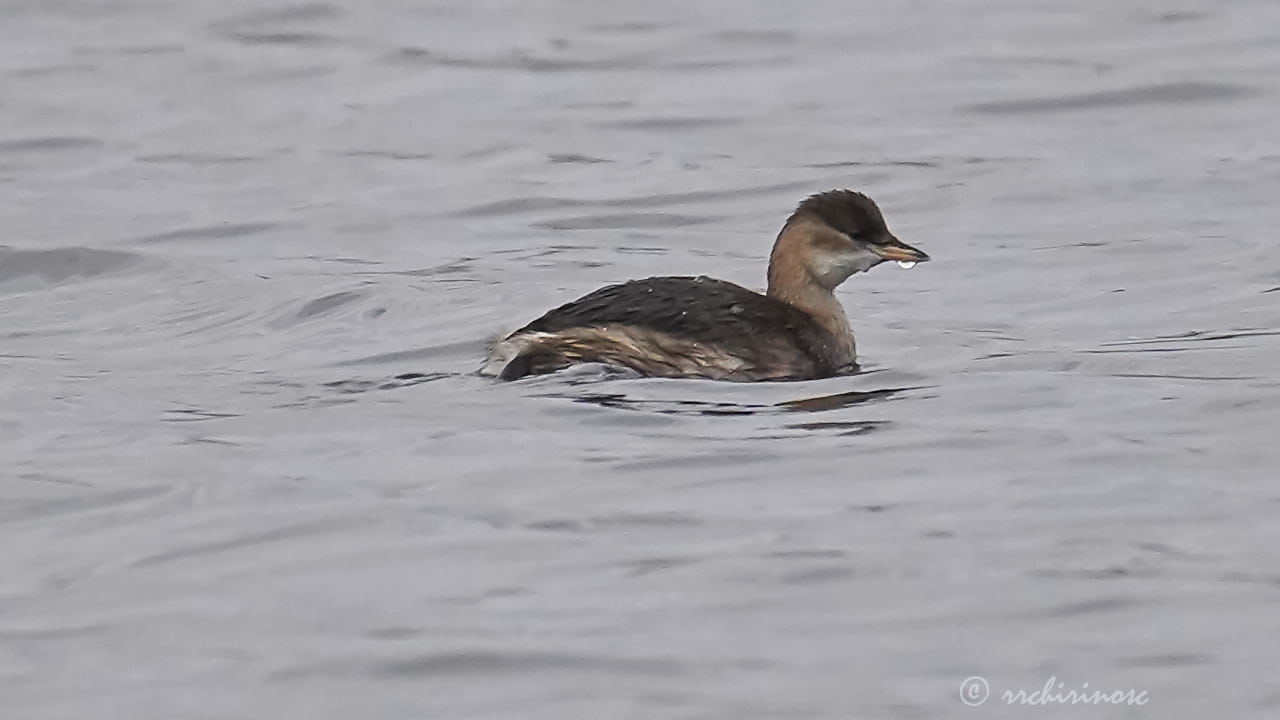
[966,81,1258,114]
[132,222,283,244]
[0,246,144,291]
[0,136,103,154]
[372,650,685,678]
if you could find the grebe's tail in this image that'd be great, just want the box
[482,330,596,380]
[482,326,754,381]
[483,326,702,380]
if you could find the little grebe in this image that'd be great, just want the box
[483,189,928,381]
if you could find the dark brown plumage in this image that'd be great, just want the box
[783,189,891,243]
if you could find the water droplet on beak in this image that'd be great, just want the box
[897,261,917,269]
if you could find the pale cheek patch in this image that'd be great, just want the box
[810,248,880,286]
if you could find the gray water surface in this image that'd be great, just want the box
[3,1,1279,718]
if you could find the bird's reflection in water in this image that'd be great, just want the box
[564,385,922,417]
[778,386,916,412]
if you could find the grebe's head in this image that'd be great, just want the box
[774,189,929,289]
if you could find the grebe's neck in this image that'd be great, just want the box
[766,219,856,364]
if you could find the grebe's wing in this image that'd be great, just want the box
[516,276,824,344]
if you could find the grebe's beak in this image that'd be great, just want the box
[872,236,930,263]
